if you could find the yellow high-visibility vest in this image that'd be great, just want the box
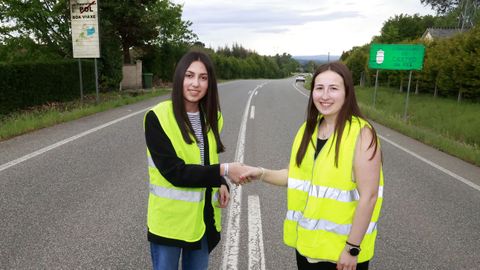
[284,116,384,262]
[145,100,223,242]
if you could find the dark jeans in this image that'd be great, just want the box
[296,250,369,270]
[150,235,209,270]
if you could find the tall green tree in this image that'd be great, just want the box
[0,0,71,56]
[0,0,197,89]
[343,45,369,85]
[102,0,196,63]
[372,14,436,43]
[420,0,479,14]
[421,0,480,28]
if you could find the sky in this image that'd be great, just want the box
[171,0,436,56]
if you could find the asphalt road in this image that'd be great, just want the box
[1,78,479,269]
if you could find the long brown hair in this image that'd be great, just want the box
[171,50,225,153]
[295,62,378,167]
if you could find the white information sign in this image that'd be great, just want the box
[70,0,100,58]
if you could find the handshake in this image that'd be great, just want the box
[222,162,265,186]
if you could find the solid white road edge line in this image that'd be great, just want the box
[248,195,266,270]
[0,108,148,173]
[292,82,309,98]
[379,135,480,192]
[291,87,479,193]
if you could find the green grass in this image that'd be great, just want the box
[0,88,170,141]
[356,86,480,166]
[302,76,479,165]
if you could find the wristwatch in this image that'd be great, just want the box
[346,243,361,256]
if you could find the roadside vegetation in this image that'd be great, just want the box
[356,86,480,166]
[303,78,480,166]
[0,89,169,141]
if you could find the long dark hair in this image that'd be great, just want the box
[295,62,378,167]
[171,50,225,153]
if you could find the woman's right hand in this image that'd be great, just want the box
[239,166,264,183]
[226,163,260,185]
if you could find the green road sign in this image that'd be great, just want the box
[369,44,425,70]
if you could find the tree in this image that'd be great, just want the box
[421,0,479,14]
[421,0,480,28]
[343,45,369,85]
[0,0,197,89]
[0,0,71,56]
[373,14,437,43]
[102,0,196,63]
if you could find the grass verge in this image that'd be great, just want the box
[301,79,479,166]
[356,86,480,166]
[0,88,170,141]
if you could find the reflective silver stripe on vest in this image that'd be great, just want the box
[150,183,204,202]
[148,156,155,168]
[286,210,377,235]
[289,178,384,203]
[309,185,360,202]
[288,177,310,192]
[212,191,219,203]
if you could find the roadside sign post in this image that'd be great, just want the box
[368,44,425,121]
[70,0,101,103]
[404,70,413,120]
[78,59,83,102]
[373,69,379,108]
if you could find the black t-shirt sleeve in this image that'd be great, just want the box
[144,110,224,188]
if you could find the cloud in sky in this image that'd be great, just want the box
[172,0,435,56]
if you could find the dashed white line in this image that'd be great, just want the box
[250,106,255,119]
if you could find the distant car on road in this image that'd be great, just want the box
[295,75,305,83]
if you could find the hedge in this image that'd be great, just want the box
[0,60,96,115]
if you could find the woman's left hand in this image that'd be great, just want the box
[218,184,230,208]
[336,249,357,270]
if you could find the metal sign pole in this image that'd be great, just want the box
[78,59,83,103]
[94,58,99,103]
[373,69,379,108]
[403,70,413,121]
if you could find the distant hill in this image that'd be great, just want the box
[293,55,340,65]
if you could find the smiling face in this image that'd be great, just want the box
[312,70,346,120]
[183,60,209,112]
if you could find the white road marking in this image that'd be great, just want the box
[222,83,267,270]
[0,109,148,173]
[248,195,266,270]
[292,82,309,98]
[250,106,255,119]
[379,135,480,192]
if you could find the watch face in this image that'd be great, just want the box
[349,247,360,256]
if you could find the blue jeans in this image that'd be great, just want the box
[150,235,209,270]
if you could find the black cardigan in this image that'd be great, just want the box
[144,110,228,252]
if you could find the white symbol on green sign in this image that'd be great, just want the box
[376,50,384,64]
